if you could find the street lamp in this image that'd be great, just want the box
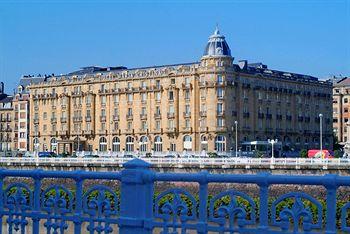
[234,121,238,157]
[268,139,278,159]
[198,118,201,151]
[319,113,323,158]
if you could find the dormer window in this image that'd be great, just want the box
[17,85,23,93]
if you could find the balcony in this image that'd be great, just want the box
[199,126,208,132]
[216,126,226,132]
[34,118,39,124]
[100,116,106,122]
[258,113,264,119]
[58,130,68,136]
[166,127,176,133]
[126,114,133,120]
[60,117,67,123]
[183,112,191,118]
[113,115,120,121]
[199,81,207,88]
[276,114,283,120]
[266,114,272,119]
[286,115,292,121]
[124,128,134,134]
[154,113,161,119]
[200,111,207,117]
[181,83,193,89]
[73,116,83,122]
[183,127,192,132]
[243,112,250,118]
[140,114,147,120]
[83,130,94,135]
[216,111,225,117]
[167,112,175,118]
[85,116,92,122]
[50,117,57,123]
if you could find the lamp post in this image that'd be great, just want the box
[198,118,201,152]
[268,139,278,160]
[234,121,238,157]
[319,113,323,158]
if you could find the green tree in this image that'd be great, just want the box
[299,149,308,158]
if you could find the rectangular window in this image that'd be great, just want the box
[101,96,106,105]
[127,82,132,89]
[155,92,161,101]
[169,105,174,113]
[114,95,119,103]
[101,109,106,117]
[156,106,161,115]
[217,103,223,113]
[185,90,190,99]
[217,75,223,84]
[168,119,174,128]
[169,91,174,101]
[127,93,133,102]
[141,81,146,88]
[185,104,190,114]
[101,123,106,131]
[128,108,133,116]
[217,118,224,127]
[171,79,175,84]
[156,120,161,130]
[156,80,161,89]
[142,121,147,130]
[141,107,146,115]
[141,93,147,102]
[217,88,223,98]
[127,122,132,130]
[185,119,190,128]
[170,143,176,152]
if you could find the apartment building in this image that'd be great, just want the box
[0,82,13,152]
[28,28,333,154]
[333,77,350,144]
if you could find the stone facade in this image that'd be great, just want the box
[27,28,333,154]
[333,77,350,144]
[0,96,14,152]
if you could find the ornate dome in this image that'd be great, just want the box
[203,27,231,57]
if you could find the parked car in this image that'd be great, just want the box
[38,152,56,158]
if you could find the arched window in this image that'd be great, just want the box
[112,137,120,152]
[154,136,163,152]
[33,138,39,151]
[50,138,57,152]
[200,135,208,151]
[99,137,107,152]
[183,135,192,151]
[126,136,134,152]
[139,136,148,152]
[215,135,226,152]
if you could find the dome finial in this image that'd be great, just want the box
[214,23,220,35]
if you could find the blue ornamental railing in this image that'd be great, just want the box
[0,158,349,234]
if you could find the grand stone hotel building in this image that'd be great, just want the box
[28,28,333,154]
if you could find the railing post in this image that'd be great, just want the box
[119,159,154,234]
[258,172,270,233]
[32,169,42,234]
[73,171,83,234]
[324,174,338,234]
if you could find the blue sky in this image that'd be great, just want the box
[0,0,349,93]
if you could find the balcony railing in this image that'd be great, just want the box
[0,158,348,233]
